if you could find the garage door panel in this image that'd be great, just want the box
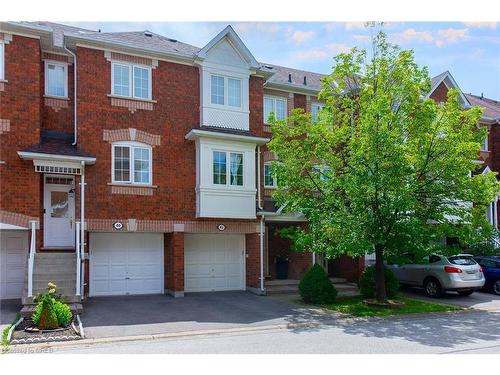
[90,233,163,296]
[1,231,28,299]
[184,234,245,293]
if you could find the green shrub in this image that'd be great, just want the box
[53,300,73,327]
[32,282,73,329]
[299,264,338,304]
[359,265,400,299]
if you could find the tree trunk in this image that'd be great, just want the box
[374,244,387,302]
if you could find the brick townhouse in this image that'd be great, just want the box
[0,22,498,304]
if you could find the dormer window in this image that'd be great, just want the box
[111,61,152,100]
[45,61,68,98]
[210,74,242,108]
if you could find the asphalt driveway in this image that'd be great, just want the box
[0,299,21,332]
[81,292,330,339]
[404,289,500,312]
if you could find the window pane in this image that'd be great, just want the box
[133,147,150,183]
[133,66,150,99]
[264,97,274,123]
[113,64,130,96]
[230,153,243,186]
[228,78,241,107]
[275,99,286,120]
[114,146,130,182]
[264,163,274,187]
[213,151,226,185]
[211,75,224,105]
[311,104,323,123]
[50,191,69,218]
[47,64,66,97]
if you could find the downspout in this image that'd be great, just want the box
[80,161,85,296]
[257,145,265,294]
[257,145,263,210]
[63,45,78,145]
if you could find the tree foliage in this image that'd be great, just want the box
[268,31,499,301]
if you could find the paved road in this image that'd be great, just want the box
[28,310,500,354]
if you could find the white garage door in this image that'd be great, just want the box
[90,233,163,296]
[0,230,28,299]
[184,234,245,292]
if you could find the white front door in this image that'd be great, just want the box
[0,230,29,299]
[89,233,164,296]
[43,176,75,248]
[184,234,245,292]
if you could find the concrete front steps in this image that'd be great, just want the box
[22,252,82,306]
[265,277,359,296]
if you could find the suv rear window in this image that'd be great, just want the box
[448,256,477,266]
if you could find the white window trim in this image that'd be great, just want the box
[311,102,325,123]
[111,141,153,186]
[481,133,489,152]
[211,149,244,187]
[44,60,68,98]
[263,95,287,124]
[0,42,4,81]
[264,161,277,188]
[111,61,152,100]
[210,74,242,109]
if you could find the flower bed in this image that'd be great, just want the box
[10,316,82,345]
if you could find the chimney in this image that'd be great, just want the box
[481,92,484,99]
[288,74,292,83]
[303,76,307,85]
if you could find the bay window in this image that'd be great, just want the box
[213,150,244,186]
[112,142,152,185]
[263,96,287,123]
[45,61,68,97]
[112,62,151,100]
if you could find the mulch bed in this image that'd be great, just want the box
[10,318,82,345]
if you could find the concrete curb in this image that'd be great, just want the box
[8,321,320,350]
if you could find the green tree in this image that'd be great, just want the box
[268,31,499,302]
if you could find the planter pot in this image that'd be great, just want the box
[276,259,289,279]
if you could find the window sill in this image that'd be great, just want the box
[108,182,158,188]
[0,79,8,83]
[107,94,157,103]
[44,95,69,100]
[264,186,277,190]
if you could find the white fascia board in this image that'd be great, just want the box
[17,151,96,165]
[185,129,269,145]
[0,223,29,230]
[264,81,321,96]
[196,25,259,70]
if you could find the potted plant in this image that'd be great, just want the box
[275,255,289,279]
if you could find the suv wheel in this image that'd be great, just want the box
[424,278,443,298]
[457,290,474,296]
[493,280,500,296]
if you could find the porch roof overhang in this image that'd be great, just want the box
[17,151,96,165]
[185,128,270,145]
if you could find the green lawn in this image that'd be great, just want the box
[321,296,462,317]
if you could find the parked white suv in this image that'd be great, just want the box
[388,254,485,297]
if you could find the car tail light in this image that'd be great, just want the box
[478,267,483,273]
[444,266,463,273]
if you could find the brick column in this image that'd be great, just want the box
[245,233,263,294]
[164,232,184,297]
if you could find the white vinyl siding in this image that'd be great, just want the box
[112,142,152,185]
[45,61,68,98]
[263,96,287,123]
[111,62,152,100]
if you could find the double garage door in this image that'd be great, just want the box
[0,231,28,299]
[89,233,246,296]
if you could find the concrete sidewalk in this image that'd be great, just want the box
[404,289,500,312]
[80,292,333,339]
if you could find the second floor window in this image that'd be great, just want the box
[264,162,277,188]
[210,75,242,107]
[311,102,325,123]
[481,133,489,152]
[213,150,244,186]
[0,42,4,80]
[112,142,152,185]
[112,62,151,100]
[45,61,68,97]
[264,96,287,123]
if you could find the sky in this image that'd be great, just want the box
[67,21,500,99]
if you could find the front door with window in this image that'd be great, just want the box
[44,176,75,248]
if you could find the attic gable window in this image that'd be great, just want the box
[45,61,68,98]
[111,61,152,100]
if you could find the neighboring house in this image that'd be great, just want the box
[0,22,496,303]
